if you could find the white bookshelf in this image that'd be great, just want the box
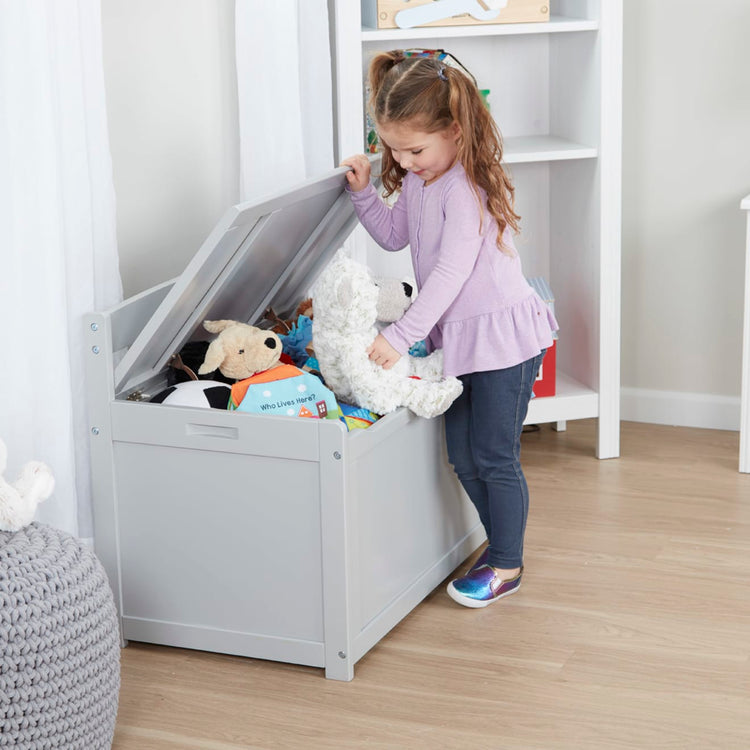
[331,0,622,458]
[360,14,599,40]
[503,135,597,164]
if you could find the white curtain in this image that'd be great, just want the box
[0,0,122,540]
[235,0,334,202]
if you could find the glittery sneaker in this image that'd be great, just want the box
[446,565,523,608]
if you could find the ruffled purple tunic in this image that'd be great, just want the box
[348,162,558,378]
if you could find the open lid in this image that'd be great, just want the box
[115,162,375,394]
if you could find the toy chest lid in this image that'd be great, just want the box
[115,163,374,394]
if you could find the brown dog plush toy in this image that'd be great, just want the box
[198,320,282,381]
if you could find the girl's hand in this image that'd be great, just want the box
[340,154,371,192]
[366,333,401,370]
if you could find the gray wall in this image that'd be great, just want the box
[102,0,239,297]
[102,0,750,428]
[622,0,750,426]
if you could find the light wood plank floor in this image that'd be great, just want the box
[112,420,750,750]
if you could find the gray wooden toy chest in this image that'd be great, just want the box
[84,165,482,680]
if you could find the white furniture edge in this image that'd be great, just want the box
[740,193,750,472]
[597,0,623,459]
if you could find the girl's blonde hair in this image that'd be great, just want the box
[369,50,519,253]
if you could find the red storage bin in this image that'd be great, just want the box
[533,340,556,398]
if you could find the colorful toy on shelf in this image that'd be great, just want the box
[526,277,557,398]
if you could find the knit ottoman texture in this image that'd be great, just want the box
[0,522,120,749]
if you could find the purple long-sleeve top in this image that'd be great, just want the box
[348,161,558,378]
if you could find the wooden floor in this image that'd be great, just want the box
[112,420,750,750]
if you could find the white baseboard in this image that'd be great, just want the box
[620,387,741,431]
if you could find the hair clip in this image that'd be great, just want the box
[438,67,448,81]
[400,48,478,88]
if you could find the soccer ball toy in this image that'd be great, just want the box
[149,380,231,409]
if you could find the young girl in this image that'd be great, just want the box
[341,50,557,608]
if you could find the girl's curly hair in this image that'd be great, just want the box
[368,50,520,254]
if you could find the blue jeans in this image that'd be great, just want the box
[444,352,545,570]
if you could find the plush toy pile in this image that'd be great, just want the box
[265,299,317,372]
[150,320,285,409]
[149,251,462,423]
[311,250,463,418]
[151,319,341,422]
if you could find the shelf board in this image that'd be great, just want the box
[363,136,596,164]
[503,135,597,164]
[361,14,598,42]
[525,371,599,426]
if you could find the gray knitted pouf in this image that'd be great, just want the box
[0,522,120,749]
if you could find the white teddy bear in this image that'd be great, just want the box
[312,249,463,418]
[0,438,55,532]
